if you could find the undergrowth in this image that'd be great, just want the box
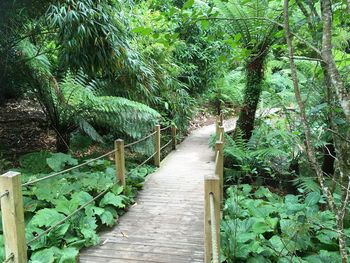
[0,151,155,262]
[221,185,345,262]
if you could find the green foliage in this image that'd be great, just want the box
[223,127,295,185]
[46,153,78,172]
[0,151,154,262]
[221,185,342,262]
[19,152,53,174]
[214,0,282,52]
[204,69,245,113]
[30,247,79,263]
[47,0,131,77]
[60,72,161,139]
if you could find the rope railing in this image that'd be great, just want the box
[0,123,178,263]
[22,125,174,187]
[22,149,117,187]
[0,190,9,199]
[160,125,172,131]
[131,151,158,172]
[2,253,14,263]
[160,139,172,152]
[124,131,157,149]
[28,146,159,245]
[27,181,117,244]
[205,115,224,263]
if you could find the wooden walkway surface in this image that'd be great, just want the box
[79,124,217,263]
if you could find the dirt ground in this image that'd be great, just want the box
[0,99,55,159]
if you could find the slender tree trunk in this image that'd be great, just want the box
[55,132,70,153]
[321,140,336,176]
[236,55,266,141]
[286,1,349,261]
[321,0,350,123]
[284,0,335,210]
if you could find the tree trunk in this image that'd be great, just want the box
[336,214,348,263]
[236,55,266,141]
[321,140,336,176]
[284,0,335,211]
[55,132,70,153]
[321,0,350,123]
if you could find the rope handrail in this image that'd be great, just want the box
[22,124,171,187]
[27,147,158,244]
[2,253,14,263]
[209,193,219,263]
[124,131,157,149]
[22,149,117,187]
[132,151,157,171]
[160,125,172,132]
[1,122,178,261]
[160,139,172,152]
[0,191,9,199]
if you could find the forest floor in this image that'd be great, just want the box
[0,99,55,159]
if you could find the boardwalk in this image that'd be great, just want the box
[79,124,217,263]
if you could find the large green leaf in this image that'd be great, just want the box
[99,192,125,208]
[30,248,55,263]
[46,153,78,172]
[30,209,66,228]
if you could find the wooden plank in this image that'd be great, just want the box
[80,124,222,263]
[0,171,27,263]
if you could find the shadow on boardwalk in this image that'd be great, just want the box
[79,124,217,263]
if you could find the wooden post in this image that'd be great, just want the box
[154,125,161,167]
[215,116,220,137]
[115,139,125,188]
[215,141,224,206]
[219,126,225,143]
[204,175,220,263]
[0,172,27,263]
[219,113,224,127]
[171,125,177,150]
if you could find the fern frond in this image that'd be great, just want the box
[60,74,161,139]
[250,148,289,159]
[292,176,321,193]
[214,0,282,52]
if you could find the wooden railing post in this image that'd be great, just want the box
[171,124,177,150]
[219,126,225,143]
[215,141,224,206]
[204,175,220,263]
[154,125,161,167]
[215,116,220,137]
[0,172,27,263]
[115,139,125,188]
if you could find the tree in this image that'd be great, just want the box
[1,0,162,152]
[284,0,350,261]
[214,0,282,141]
